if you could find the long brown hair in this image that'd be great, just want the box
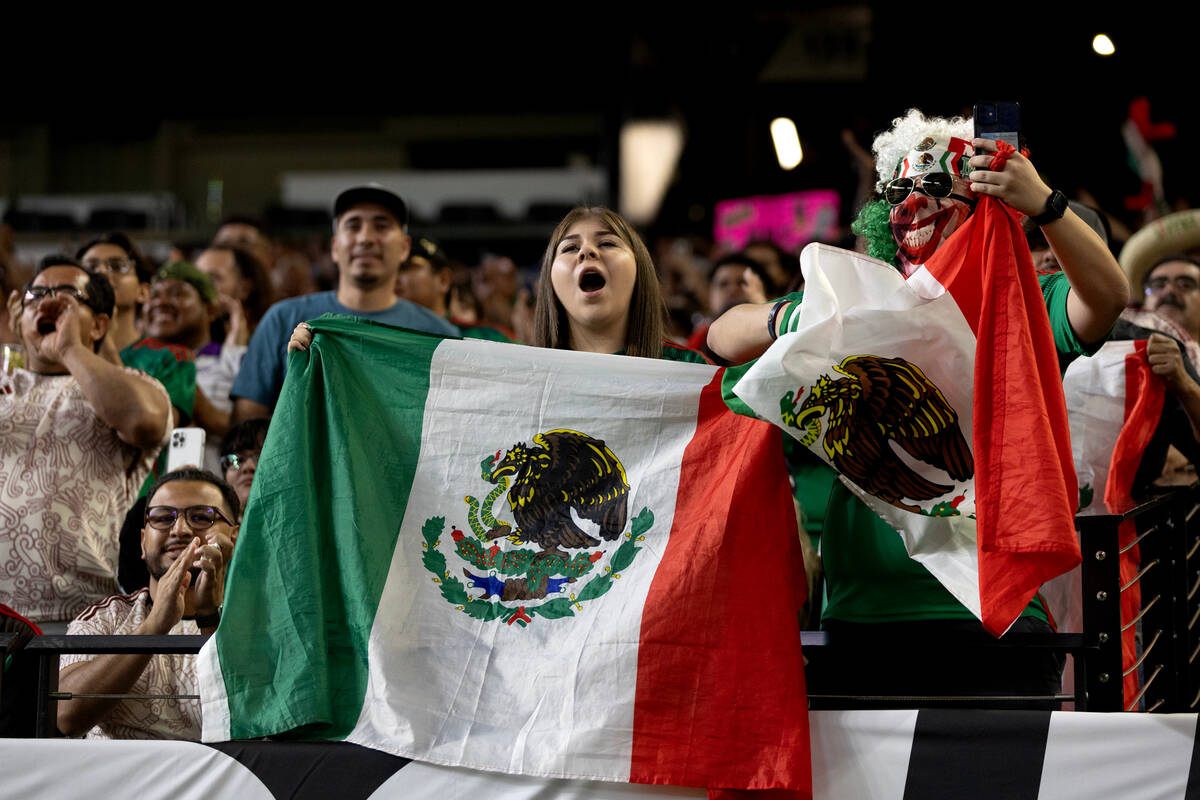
[531,206,665,358]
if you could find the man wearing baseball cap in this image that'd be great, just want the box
[396,236,514,342]
[231,184,458,421]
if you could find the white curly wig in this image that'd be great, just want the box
[871,109,973,193]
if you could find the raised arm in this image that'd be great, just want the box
[968,138,1130,344]
[45,297,170,450]
[707,297,801,364]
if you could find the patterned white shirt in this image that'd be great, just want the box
[0,367,169,621]
[61,588,201,740]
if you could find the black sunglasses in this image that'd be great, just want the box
[145,505,234,531]
[884,173,973,206]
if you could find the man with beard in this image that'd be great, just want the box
[1127,256,1200,484]
[231,185,458,421]
[708,109,1130,704]
[0,257,171,627]
[57,469,238,739]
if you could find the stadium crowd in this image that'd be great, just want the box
[1,105,1198,739]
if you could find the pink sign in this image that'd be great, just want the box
[713,189,840,253]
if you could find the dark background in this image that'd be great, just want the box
[2,5,1194,259]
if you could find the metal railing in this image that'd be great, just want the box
[6,484,1200,730]
[801,484,1200,712]
[9,635,208,737]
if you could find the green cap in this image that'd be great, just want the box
[154,261,218,304]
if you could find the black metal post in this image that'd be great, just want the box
[1078,516,1123,711]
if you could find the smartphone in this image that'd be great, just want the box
[166,427,206,472]
[973,102,1021,149]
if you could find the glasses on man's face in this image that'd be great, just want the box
[1145,275,1200,295]
[220,451,259,473]
[22,284,87,307]
[145,505,233,531]
[81,257,136,275]
[884,173,970,206]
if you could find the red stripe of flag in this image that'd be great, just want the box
[630,372,811,797]
[923,196,1081,635]
[1105,342,1165,518]
[1108,342,1165,708]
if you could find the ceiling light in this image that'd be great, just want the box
[771,118,803,170]
[1093,34,1115,56]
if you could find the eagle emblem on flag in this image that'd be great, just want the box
[781,354,974,514]
[421,429,651,627]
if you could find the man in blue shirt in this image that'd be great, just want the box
[231,184,459,421]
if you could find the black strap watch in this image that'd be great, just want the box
[1031,189,1068,227]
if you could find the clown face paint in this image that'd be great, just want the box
[890,190,974,273]
[888,135,976,274]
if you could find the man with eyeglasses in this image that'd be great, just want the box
[1136,257,1200,479]
[57,468,238,739]
[0,256,172,628]
[1114,256,1200,430]
[708,109,1130,704]
[1142,257,1200,342]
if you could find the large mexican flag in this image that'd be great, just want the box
[199,315,810,795]
[729,197,1082,636]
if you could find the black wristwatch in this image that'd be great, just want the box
[1031,189,1068,226]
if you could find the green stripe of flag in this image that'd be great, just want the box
[216,314,444,740]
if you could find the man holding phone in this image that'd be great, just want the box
[708,108,1130,703]
[57,469,238,739]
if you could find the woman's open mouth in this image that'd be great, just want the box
[579,269,607,293]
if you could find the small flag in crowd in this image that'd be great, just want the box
[1061,338,1167,707]
[1065,339,1166,518]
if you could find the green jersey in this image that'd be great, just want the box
[120,337,196,497]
